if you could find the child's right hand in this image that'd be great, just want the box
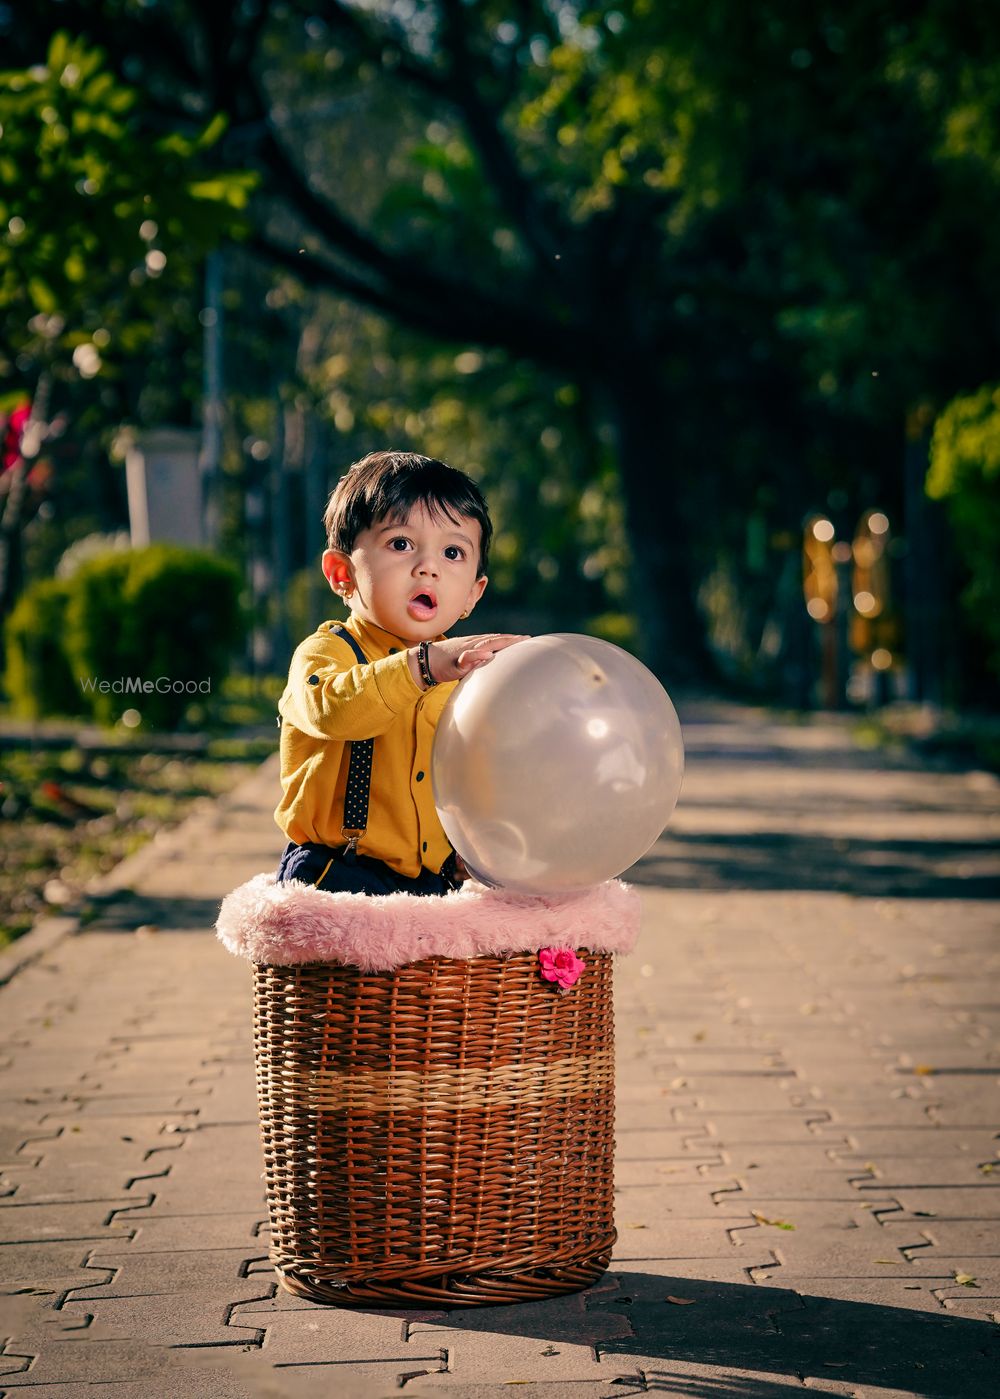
[426,634,529,684]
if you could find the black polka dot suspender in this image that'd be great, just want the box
[328,624,373,856]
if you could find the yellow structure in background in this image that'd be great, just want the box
[802,513,846,707]
[850,509,900,672]
[802,515,837,623]
[802,508,902,706]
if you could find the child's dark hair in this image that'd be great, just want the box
[324,451,493,576]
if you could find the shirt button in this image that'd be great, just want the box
[422,841,428,852]
[416,771,424,782]
[389,647,398,654]
[308,674,319,686]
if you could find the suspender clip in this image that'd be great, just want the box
[341,828,365,863]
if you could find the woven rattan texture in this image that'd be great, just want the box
[253,950,616,1308]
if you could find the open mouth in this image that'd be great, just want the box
[407,591,438,619]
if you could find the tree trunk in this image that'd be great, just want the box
[605,363,717,690]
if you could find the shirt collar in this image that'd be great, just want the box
[342,614,445,656]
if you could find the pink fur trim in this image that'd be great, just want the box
[215,874,640,971]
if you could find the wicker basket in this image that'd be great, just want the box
[253,948,615,1307]
[217,873,639,1309]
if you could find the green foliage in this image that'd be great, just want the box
[61,550,132,723]
[285,566,328,642]
[249,0,1000,684]
[55,530,131,579]
[505,2,1000,411]
[3,577,84,718]
[119,546,245,726]
[8,2,1000,693]
[0,31,256,393]
[927,385,1000,676]
[583,611,639,653]
[5,546,246,728]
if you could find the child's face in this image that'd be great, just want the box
[322,501,487,642]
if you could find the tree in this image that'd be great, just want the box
[10,3,1000,687]
[0,30,254,390]
[0,30,255,616]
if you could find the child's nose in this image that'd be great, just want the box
[414,554,439,577]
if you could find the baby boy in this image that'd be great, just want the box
[275,450,526,895]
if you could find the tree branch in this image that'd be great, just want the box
[49,0,596,372]
[304,0,563,270]
[249,231,593,372]
[202,0,273,115]
[299,0,450,101]
[234,55,587,369]
[435,0,562,268]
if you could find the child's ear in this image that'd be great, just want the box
[464,574,488,615]
[322,549,353,596]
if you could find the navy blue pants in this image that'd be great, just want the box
[277,841,455,897]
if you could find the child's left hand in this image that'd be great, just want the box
[427,633,529,683]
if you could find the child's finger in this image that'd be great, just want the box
[464,635,522,654]
[457,650,495,672]
[455,635,529,672]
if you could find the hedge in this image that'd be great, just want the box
[4,545,246,729]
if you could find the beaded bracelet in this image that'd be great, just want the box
[416,639,438,688]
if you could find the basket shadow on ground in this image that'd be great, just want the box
[580,1270,999,1397]
[287,1271,997,1398]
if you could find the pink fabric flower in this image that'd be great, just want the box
[538,947,586,990]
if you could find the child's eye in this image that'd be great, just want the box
[388,537,412,551]
[444,545,465,561]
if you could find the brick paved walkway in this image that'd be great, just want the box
[1,702,998,1398]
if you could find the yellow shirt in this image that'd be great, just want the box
[274,614,458,878]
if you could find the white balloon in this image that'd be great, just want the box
[432,633,684,894]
